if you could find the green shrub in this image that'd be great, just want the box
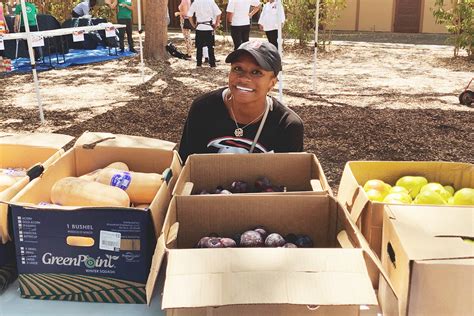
[433,0,473,58]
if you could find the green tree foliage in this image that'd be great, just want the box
[433,0,473,58]
[284,0,346,48]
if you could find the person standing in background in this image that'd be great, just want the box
[0,2,9,35]
[13,0,41,60]
[71,0,97,18]
[176,0,192,59]
[107,0,136,53]
[226,0,260,50]
[187,0,221,68]
[258,0,284,48]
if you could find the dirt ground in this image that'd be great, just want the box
[0,31,473,190]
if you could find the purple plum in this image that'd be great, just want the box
[282,243,297,248]
[253,226,268,239]
[205,237,224,248]
[240,230,264,247]
[265,233,286,247]
[285,233,298,244]
[220,238,237,247]
[230,181,248,193]
[295,235,313,248]
[196,237,210,248]
[232,233,241,246]
[254,177,272,192]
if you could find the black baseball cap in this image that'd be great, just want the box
[225,40,282,76]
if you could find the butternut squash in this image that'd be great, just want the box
[51,177,130,207]
[0,174,18,192]
[79,162,129,181]
[96,168,162,204]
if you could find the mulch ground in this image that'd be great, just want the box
[2,57,472,191]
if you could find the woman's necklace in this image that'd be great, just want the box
[227,94,266,137]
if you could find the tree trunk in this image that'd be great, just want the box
[144,0,169,60]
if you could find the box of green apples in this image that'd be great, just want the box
[337,161,473,260]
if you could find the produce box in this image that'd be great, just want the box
[337,161,474,258]
[173,153,332,196]
[379,204,474,316]
[151,195,379,315]
[0,132,74,243]
[8,132,181,304]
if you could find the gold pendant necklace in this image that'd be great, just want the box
[227,94,265,137]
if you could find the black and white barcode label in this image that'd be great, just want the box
[99,230,121,251]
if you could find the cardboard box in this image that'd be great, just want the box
[173,153,332,196]
[152,195,378,315]
[8,132,181,304]
[0,132,74,243]
[337,161,474,258]
[379,204,474,316]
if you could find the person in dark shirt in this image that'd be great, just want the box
[178,40,303,162]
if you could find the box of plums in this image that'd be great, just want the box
[173,153,332,197]
[337,161,474,259]
[152,194,382,315]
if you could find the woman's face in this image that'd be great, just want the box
[228,53,277,105]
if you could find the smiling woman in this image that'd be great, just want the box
[178,40,304,162]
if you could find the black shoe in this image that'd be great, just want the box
[210,64,216,68]
[204,58,209,64]
[130,48,137,53]
[197,64,202,67]
[120,48,125,53]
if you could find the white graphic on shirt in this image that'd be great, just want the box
[207,137,268,154]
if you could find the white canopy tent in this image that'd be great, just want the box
[18,0,45,123]
[13,0,145,123]
[276,0,283,102]
[275,0,320,99]
[312,0,320,92]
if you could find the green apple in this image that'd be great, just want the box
[420,182,452,201]
[383,192,412,204]
[363,179,390,196]
[452,188,474,206]
[396,176,428,199]
[413,191,447,205]
[444,185,455,196]
[390,186,409,194]
[365,189,385,202]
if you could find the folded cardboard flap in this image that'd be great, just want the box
[386,204,474,261]
[0,133,74,148]
[162,248,377,309]
[0,134,73,168]
[74,132,177,151]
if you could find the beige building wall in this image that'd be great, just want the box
[333,0,357,30]
[421,0,449,33]
[358,0,393,31]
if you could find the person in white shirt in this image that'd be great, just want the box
[187,0,221,67]
[72,0,97,18]
[258,0,284,48]
[226,0,260,50]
